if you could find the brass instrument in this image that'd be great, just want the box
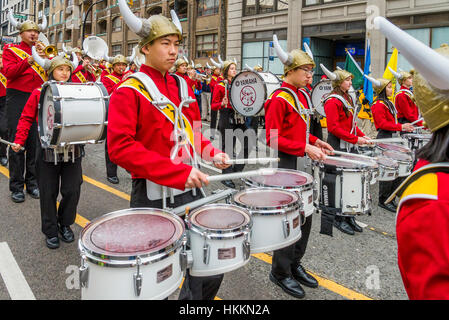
[36,33,58,58]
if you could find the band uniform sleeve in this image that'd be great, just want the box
[324,98,359,144]
[396,198,449,300]
[395,93,421,124]
[371,102,402,132]
[14,89,40,146]
[2,47,32,82]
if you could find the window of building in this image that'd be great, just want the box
[197,0,219,16]
[241,29,287,75]
[52,13,55,24]
[175,0,188,20]
[243,0,288,16]
[112,17,121,32]
[304,0,346,6]
[196,33,218,58]
[127,42,138,56]
[112,44,122,56]
[147,6,162,17]
[57,31,63,42]
[59,10,63,23]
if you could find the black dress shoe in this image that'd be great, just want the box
[107,176,119,184]
[346,216,363,233]
[46,236,60,249]
[0,157,7,166]
[59,225,75,243]
[11,191,25,203]
[379,202,397,213]
[333,217,355,235]
[26,188,40,199]
[292,265,319,288]
[221,180,235,188]
[269,272,305,299]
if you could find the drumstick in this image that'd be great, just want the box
[0,138,25,151]
[330,150,378,160]
[206,168,277,182]
[324,156,373,167]
[224,157,280,165]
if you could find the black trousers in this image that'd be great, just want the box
[271,151,313,278]
[210,110,218,133]
[104,136,117,178]
[35,144,83,238]
[0,96,7,158]
[6,89,38,193]
[130,179,224,300]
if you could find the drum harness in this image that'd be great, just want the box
[128,72,207,209]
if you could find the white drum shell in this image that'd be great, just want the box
[80,250,183,300]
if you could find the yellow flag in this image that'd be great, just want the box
[382,48,398,101]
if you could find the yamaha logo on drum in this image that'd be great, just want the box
[235,77,258,87]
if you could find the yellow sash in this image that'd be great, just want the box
[270,90,309,125]
[118,77,195,148]
[9,46,48,82]
[0,72,7,89]
[75,71,87,83]
[105,74,120,84]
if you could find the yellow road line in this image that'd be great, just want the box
[82,175,130,201]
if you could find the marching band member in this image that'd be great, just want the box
[376,16,449,299]
[320,64,371,234]
[71,54,97,83]
[102,54,133,184]
[365,75,414,212]
[389,68,423,127]
[208,62,223,139]
[175,57,198,94]
[264,35,333,299]
[0,50,8,166]
[201,64,212,121]
[12,49,81,249]
[2,12,47,203]
[109,1,231,300]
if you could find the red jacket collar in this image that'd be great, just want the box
[141,64,169,83]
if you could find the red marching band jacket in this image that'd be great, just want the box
[13,87,41,146]
[371,100,402,132]
[107,64,222,191]
[394,86,422,125]
[71,64,96,83]
[0,70,6,97]
[264,82,318,157]
[2,42,46,93]
[211,80,232,111]
[102,71,124,95]
[175,72,200,93]
[324,94,365,144]
[396,159,449,300]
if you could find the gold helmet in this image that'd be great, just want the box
[388,67,412,85]
[273,35,315,76]
[210,55,236,76]
[9,10,47,33]
[175,58,188,69]
[320,64,354,89]
[118,0,182,54]
[364,75,392,95]
[375,17,449,132]
[32,46,78,75]
[104,53,133,66]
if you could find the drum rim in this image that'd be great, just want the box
[79,208,186,265]
[244,168,314,191]
[383,150,413,162]
[232,187,301,214]
[339,155,379,169]
[376,143,411,154]
[229,70,280,117]
[39,81,62,148]
[186,203,252,238]
[313,158,377,170]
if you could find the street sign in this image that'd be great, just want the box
[269,41,274,61]
[13,14,27,20]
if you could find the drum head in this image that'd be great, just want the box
[189,205,250,230]
[339,155,378,169]
[81,208,184,257]
[311,80,332,117]
[377,156,399,168]
[383,150,412,162]
[377,143,410,154]
[247,169,313,189]
[38,82,60,147]
[319,157,370,169]
[230,71,280,117]
[233,188,298,209]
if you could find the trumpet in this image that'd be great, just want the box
[35,41,58,58]
[191,72,211,82]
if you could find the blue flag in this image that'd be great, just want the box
[363,40,374,104]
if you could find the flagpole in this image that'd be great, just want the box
[345,48,364,75]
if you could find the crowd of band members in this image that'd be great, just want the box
[0,7,447,301]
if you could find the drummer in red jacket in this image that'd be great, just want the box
[108,2,231,300]
[365,75,414,212]
[264,35,333,300]
[377,16,449,299]
[71,54,97,83]
[12,50,81,250]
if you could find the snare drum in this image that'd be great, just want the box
[78,208,186,300]
[232,188,302,253]
[374,143,411,157]
[338,154,379,185]
[376,156,399,181]
[313,157,376,215]
[230,70,280,117]
[383,151,413,177]
[186,204,252,277]
[244,169,315,217]
[39,81,109,148]
[402,133,432,151]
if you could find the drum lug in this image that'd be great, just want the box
[180,236,193,272]
[203,243,210,265]
[133,257,143,297]
[242,227,251,260]
[300,211,306,226]
[79,254,89,288]
[282,218,290,239]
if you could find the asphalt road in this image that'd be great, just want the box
[0,124,408,301]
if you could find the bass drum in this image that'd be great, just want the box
[311,79,358,118]
[229,70,280,117]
